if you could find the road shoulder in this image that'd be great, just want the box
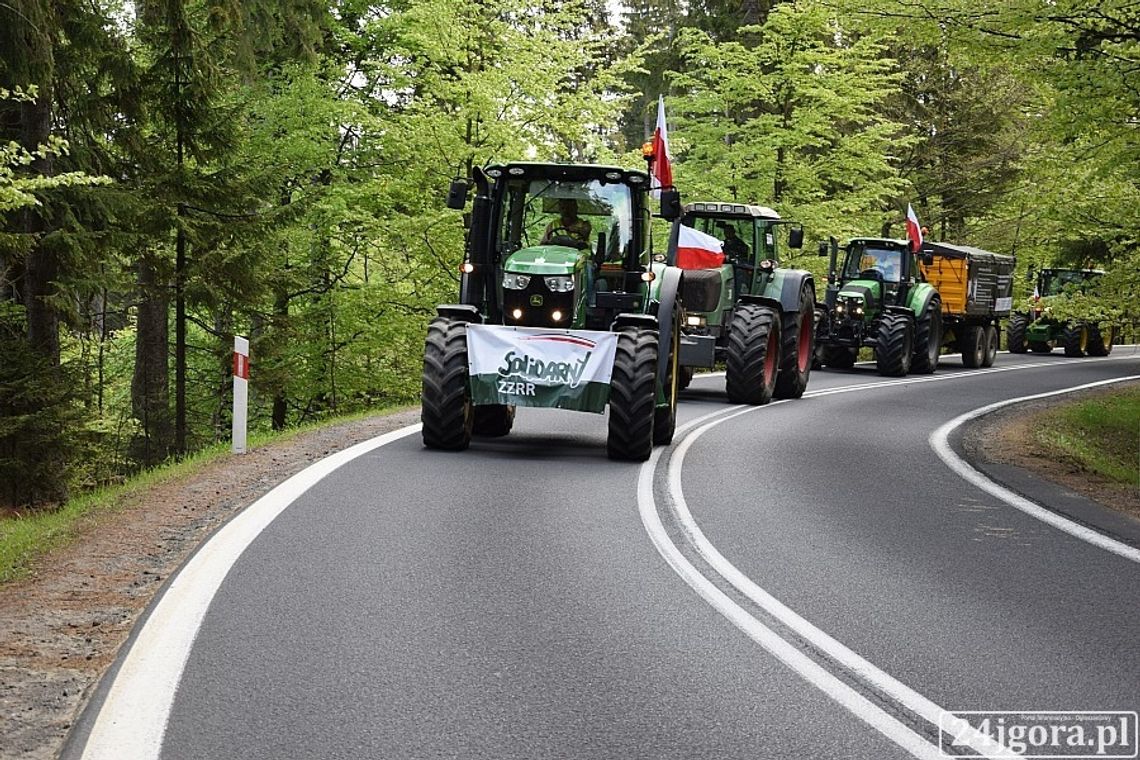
[0,408,421,760]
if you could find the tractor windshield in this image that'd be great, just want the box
[843,245,904,283]
[1039,270,1100,296]
[498,178,634,262]
[685,216,755,263]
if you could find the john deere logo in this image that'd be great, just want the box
[530,294,544,306]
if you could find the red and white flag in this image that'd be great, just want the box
[905,203,923,252]
[650,95,673,197]
[675,225,725,270]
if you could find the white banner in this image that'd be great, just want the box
[466,325,619,412]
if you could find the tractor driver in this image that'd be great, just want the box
[721,223,750,263]
[542,198,592,248]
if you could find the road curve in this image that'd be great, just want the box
[67,349,1140,760]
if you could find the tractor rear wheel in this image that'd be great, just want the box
[1087,325,1114,356]
[726,303,782,405]
[473,404,515,437]
[960,325,986,368]
[821,344,857,369]
[982,325,998,367]
[608,328,658,461]
[653,307,681,445]
[1061,324,1087,357]
[1007,314,1029,353]
[874,314,913,376]
[421,317,473,450]
[911,297,942,374]
[775,284,816,399]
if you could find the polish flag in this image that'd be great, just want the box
[905,203,923,253]
[650,95,673,197]
[675,225,725,269]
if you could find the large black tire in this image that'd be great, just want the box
[1030,341,1053,354]
[725,304,782,405]
[911,297,942,374]
[1087,324,1114,357]
[775,284,816,399]
[472,404,514,437]
[981,325,998,367]
[1061,324,1087,357]
[821,344,857,369]
[960,325,985,368]
[1007,314,1029,353]
[653,307,680,446]
[875,314,913,376]
[421,318,473,450]
[608,329,658,461]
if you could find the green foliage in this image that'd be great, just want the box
[1034,385,1140,487]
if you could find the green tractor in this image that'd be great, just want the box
[422,162,686,461]
[659,202,815,403]
[1007,267,1115,357]
[815,237,941,376]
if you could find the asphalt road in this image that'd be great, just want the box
[72,349,1140,760]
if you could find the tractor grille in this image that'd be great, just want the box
[503,276,575,328]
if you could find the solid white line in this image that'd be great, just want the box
[79,424,423,760]
[930,375,1140,565]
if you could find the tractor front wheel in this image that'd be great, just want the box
[473,404,515,437]
[726,303,782,405]
[911,297,942,374]
[1007,314,1029,353]
[421,317,473,450]
[653,307,681,446]
[821,344,857,369]
[1087,325,1114,356]
[608,328,658,461]
[875,314,913,376]
[1061,324,1088,357]
[775,284,816,399]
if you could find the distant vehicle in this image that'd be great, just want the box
[1007,268,1116,357]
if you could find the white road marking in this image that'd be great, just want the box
[79,424,423,760]
[930,375,1140,565]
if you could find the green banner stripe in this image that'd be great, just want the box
[471,374,611,413]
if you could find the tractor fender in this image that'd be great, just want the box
[760,268,815,315]
[909,283,939,318]
[436,304,483,323]
[651,266,684,392]
[884,304,915,321]
[739,293,783,313]
[612,313,658,331]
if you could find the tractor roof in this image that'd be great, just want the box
[923,240,1015,263]
[684,201,780,219]
[847,237,910,249]
[485,161,649,185]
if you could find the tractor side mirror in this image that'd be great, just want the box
[788,225,804,249]
[922,253,934,266]
[659,187,682,221]
[446,179,469,210]
[818,241,829,257]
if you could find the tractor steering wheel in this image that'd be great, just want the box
[544,226,588,250]
[859,268,884,280]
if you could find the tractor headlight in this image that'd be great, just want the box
[502,273,531,290]
[836,302,846,313]
[543,275,574,293]
[686,314,707,327]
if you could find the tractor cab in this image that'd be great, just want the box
[452,162,667,331]
[834,238,922,314]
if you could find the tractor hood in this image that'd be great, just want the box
[503,245,587,276]
[837,279,881,308]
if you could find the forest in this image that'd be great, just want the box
[1,0,1137,507]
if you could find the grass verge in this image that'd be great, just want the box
[1032,386,1140,488]
[0,404,413,584]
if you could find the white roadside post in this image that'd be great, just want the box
[232,336,250,454]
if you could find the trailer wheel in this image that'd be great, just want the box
[608,328,658,461]
[775,284,816,399]
[678,366,694,390]
[911,297,942,374]
[960,325,986,368]
[875,314,913,377]
[981,325,998,367]
[821,344,857,369]
[1007,314,1029,353]
[726,303,782,405]
[473,404,515,437]
[1061,324,1088,357]
[422,317,473,450]
[1087,325,1114,357]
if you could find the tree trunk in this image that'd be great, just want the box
[132,257,172,464]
